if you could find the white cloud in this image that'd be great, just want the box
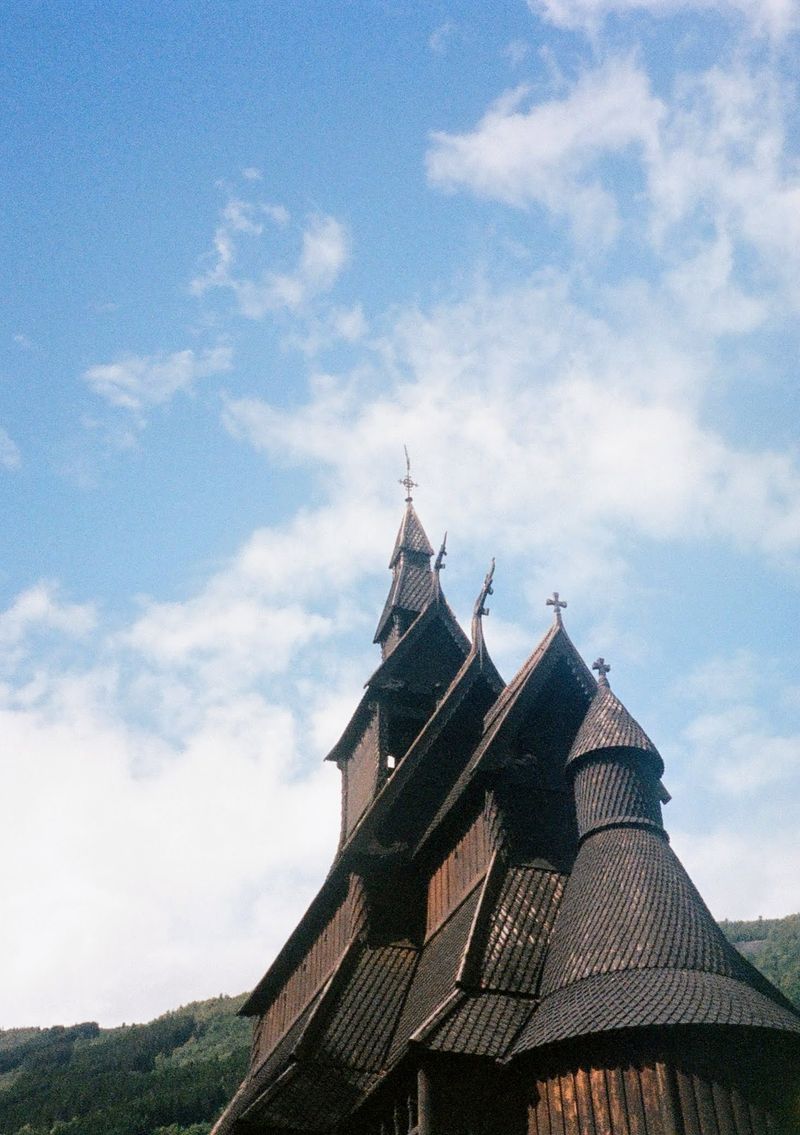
[427,58,662,244]
[0,582,95,648]
[428,55,800,308]
[0,667,339,1026]
[683,705,800,792]
[192,197,349,319]
[0,425,21,470]
[504,39,531,68]
[83,345,233,417]
[672,825,800,920]
[224,276,800,570]
[429,20,459,53]
[527,0,800,37]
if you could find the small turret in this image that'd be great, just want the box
[566,658,666,843]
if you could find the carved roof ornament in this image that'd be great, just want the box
[474,558,495,621]
[434,532,448,575]
[546,591,567,625]
[471,558,495,665]
[398,445,418,503]
[592,657,611,687]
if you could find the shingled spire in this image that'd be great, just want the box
[373,455,435,656]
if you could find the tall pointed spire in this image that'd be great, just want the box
[374,452,435,654]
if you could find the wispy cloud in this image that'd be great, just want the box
[0,582,96,648]
[0,425,21,470]
[191,196,349,319]
[427,58,662,245]
[429,20,459,53]
[428,55,800,308]
[527,0,800,37]
[83,345,233,419]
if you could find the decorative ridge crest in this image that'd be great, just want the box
[471,558,495,663]
[432,532,447,601]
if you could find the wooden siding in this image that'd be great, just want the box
[425,810,492,938]
[528,1061,785,1135]
[344,710,382,839]
[253,893,351,1063]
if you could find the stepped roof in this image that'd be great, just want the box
[215,499,800,1135]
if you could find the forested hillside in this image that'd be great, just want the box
[720,912,800,1007]
[1,916,799,1135]
[0,995,250,1135]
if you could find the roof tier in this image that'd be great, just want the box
[513,824,800,1053]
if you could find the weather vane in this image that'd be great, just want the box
[399,445,418,502]
[546,592,567,625]
[592,657,611,686]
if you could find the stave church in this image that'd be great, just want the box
[212,477,800,1135]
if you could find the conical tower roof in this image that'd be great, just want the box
[566,669,663,774]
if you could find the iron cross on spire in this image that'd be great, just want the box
[399,445,418,502]
[593,657,611,686]
[546,592,567,624]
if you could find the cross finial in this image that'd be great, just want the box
[399,445,418,502]
[592,657,611,686]
[546,591,567,625]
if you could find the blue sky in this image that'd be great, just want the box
[2,1,800,1028]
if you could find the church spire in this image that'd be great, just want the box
[373,452,436,654]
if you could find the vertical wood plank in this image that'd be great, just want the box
[692,1075,720,1135]
[574,1067,597,1135]
[729,1086,753,1135]
[622,1065,647,1135]
[561,1071,580,1134]
[653,1063,683,1135]
[675,1068,701,1135]
[605,1067,630,1135]
[550,1075,566,1135]
[589,1067,612,1135]
[711,1080,737,1135]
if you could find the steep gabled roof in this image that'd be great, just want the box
[417,621,594,853]
[365,587,471,694]
[337,634,504,853]
[244,609,502,1025]
[374,500,436,645]
[324,591,470,767]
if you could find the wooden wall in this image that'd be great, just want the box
[253,893,352,1064]
[425,811,492,939]
[343,709,382,839]
[526,1032,800,1135]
